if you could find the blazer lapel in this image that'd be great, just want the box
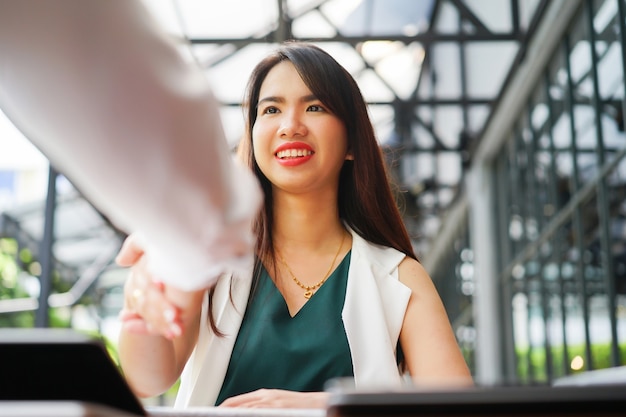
[342,228,411,387]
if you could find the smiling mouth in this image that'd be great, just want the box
[276,149,314,159]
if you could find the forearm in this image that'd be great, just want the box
[118,303,202,397]
[118,278,204,397]
[118,332,180,398]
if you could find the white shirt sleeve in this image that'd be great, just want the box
[0,0,262,291]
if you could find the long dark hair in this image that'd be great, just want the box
[208,41,417,334]
[239,41,416,264]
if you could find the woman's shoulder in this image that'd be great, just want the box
[350,231,406,272]
[397,256,436,294]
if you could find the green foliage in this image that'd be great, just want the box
[0,238,20,292]
[0,238,34,327]
[516,342,626,383]
[0,237,81,328]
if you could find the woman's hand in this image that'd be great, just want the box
[117,234,186,339]
[219,389,329,409]
[117,234,205,397]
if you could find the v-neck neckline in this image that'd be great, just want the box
[266,250,351,318]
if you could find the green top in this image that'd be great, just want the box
[216,251,353,405]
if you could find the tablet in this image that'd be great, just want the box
[0,328,146,416]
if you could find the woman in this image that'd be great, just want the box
[117,41,472,409]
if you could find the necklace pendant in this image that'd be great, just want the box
[304,290,313,299]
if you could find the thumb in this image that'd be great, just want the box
[115,234,145,267]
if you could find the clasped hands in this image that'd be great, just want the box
[117,234,205,340]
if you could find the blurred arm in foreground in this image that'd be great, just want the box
[0,1,262,293]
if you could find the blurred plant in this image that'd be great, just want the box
[0,238,33,327]
[0,237,71,328]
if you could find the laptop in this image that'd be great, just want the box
[326,382,626,416]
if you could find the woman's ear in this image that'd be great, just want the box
[345,151,354,161]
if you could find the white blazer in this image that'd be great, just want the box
[174,228,412,407]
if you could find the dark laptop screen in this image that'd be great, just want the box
[326,383,626,416]
[0,328,146,416]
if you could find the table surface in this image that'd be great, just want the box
[147,406,325,417]
[0,402,326,417]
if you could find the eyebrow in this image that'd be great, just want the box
[257,94,318,106]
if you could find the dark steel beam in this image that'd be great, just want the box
[189,32,523,46]
[35,165,57,328]
[449,0,491,34]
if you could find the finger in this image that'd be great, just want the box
[121,306,180,340]
[118,308,142,321]
[121,311,179,340]
[219,395,250,408]
[139,284,183,338]
[220,391,264,408]
[116,234,145,267]
[122,258,184,338]
[145,304,183,338]
[121,318,150,334]
[123,259,152,310]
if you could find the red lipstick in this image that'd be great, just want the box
[274,142,314,167]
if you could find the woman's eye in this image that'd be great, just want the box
[308,105,324,112]
[261,106,279,115]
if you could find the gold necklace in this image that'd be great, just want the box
[277,232,346,299]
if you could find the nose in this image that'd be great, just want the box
[278,112,308,138]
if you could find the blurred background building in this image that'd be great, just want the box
[0,0,624,387]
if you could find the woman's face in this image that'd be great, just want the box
[252,61,351,195]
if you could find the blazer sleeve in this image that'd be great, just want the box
[0,0,261,290]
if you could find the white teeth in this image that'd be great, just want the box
[276,149,313,159]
